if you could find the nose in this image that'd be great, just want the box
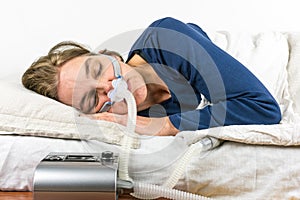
[96,81,113,94]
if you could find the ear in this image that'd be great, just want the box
[98,49,124,62]
[113,55,123,62]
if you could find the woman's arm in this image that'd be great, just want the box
[127,17,281,132]
[84,112,179,136]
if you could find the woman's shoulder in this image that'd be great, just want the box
[149,17,183,28]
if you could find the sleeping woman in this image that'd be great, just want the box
[21,17,281,136]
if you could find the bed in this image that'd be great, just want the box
[1,31,300,200]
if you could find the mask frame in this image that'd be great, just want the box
[98,56,122,113]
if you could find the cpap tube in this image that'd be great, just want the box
[133,182,212,200]
[107,77,137,183]
[103,55,137,183]
[107,56,219,199]
[118,88,137,182]
[110,77,219,199]
[131,137,221,200]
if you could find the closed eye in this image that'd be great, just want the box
[80,89,98,113]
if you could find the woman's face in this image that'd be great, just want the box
[57,55,147,114]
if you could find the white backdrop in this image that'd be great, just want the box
[0,0,299,78]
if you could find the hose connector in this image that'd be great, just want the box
[200,137,223,151]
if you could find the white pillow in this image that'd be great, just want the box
[0,31,294,146]
[0,75,140,148]
[284,32,300,115]
[207,31,293,122]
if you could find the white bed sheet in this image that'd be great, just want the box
[1,127,300,200]
[0,133,184,191]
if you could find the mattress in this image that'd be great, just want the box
[1,127,300,200]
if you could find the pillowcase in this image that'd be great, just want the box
[207,31,293,122]
[284,32,300,116]
[0,75,140,148]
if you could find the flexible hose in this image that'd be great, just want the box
[163,143,202,189]
[163,137,222,189]
[117,88,137,182]
[132,182,212,200]
[131,141,215,200]
[109,74,217,199]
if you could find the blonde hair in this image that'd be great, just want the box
[22,41,92,100]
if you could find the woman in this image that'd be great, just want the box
[22,17,281,136]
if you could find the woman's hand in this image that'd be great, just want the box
[83,112,179,136]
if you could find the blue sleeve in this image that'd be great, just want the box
[127,17,281,131]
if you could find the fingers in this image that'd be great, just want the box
[80,112,127,126]
[135,116,179,136]
[79,113,179,136]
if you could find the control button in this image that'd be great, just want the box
[101,151,115,164]
[44,155,64,161]
[102,151,114,159]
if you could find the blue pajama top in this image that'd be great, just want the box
[126,17,281,131]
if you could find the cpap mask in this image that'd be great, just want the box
[98,55,128,113]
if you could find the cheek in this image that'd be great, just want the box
[120,67,147,106]
[125,75,147,106]
[132,85,147,105]
[123,70,145,92]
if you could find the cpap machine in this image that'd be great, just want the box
[33,152,120,200]
[33,56,222,200]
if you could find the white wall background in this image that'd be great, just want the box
[0,0,299,78]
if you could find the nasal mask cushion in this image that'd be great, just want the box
[108,77,128,103]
